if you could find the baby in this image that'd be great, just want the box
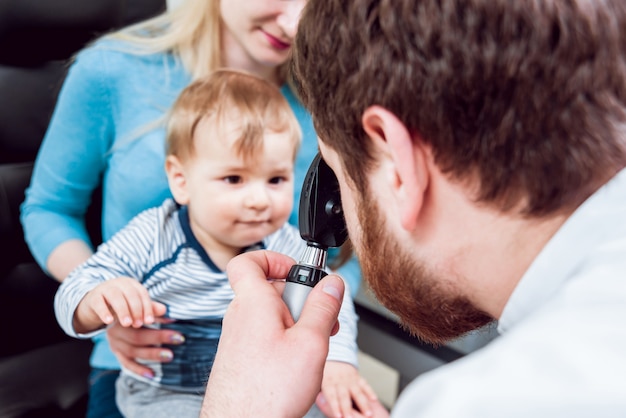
[55,69,375,417]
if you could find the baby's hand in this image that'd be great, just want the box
[318,361,379,418]
[74,277,164,333]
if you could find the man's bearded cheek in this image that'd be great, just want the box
[356,195,492,345]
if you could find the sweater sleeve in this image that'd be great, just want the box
[333,251,363,298]
[20,45,114,270]
[54,202,169,339]
[326,275,359,368]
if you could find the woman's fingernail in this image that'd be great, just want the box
[169,333,185,344]
[142,372,154,379]
[159,350,173,360]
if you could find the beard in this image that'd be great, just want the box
[354,188,493,345]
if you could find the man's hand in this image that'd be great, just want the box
[201,250,344,417]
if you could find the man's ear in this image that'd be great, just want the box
[165,155,190,205]
[362,106,428,231]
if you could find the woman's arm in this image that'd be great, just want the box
[20,45,114,279]
[46,239,94,282]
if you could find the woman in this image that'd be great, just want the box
[21,0,370,417]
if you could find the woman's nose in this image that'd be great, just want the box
[277,0,305,40]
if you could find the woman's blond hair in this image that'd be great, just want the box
[108,0,288,81]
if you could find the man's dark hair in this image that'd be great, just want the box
[293,0,626,215]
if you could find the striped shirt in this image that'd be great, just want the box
[55,198,358,391]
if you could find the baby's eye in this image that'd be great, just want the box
[223,175,242,184]
[269,176,287,185]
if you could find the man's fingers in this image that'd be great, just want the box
[297,274,344,337]
[226,250,296,293]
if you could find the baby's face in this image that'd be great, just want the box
[182,116,295,255]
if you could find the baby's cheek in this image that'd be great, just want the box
[278,194,294,216]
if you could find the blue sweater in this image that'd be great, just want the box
[21,39,361,370]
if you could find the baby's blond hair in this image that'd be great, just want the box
[166,69,301,164]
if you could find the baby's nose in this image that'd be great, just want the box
[244,184,270,210]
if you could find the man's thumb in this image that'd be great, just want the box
[297,274,344,336]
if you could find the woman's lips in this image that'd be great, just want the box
[263,31,291,50]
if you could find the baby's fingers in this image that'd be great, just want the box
[112,280,155,327]
[127,282,157,326]
[93,277,154,327]
[101,285,136,327]
[358,377,378,401]
[350,378,378,417]
[151,300,168,320]
[318,385,352,418]
[336,385,355,418]
[86,292,116,326]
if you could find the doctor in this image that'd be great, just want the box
[201,0,626,416]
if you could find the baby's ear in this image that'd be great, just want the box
[165,155,190,205]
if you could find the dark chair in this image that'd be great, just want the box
[0,0,165,416]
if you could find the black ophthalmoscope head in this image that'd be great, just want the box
[282,152,348,321]
[298,153,348,249]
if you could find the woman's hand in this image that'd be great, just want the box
[106,314,185,379]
